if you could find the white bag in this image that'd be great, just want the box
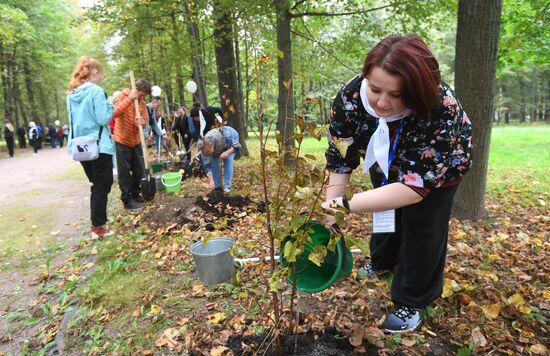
[72,135,100,161]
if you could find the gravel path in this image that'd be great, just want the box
[0,146,99,354]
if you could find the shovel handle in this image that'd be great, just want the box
[130,71,149,170]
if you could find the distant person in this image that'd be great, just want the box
[171,106,191,158]
[3,120,15,158]
[189,104,223,138]
[113,79,151,211]
[48,123,57,148]
[145,96,164,146]
[321,34,473,333]
[153,109,168,156]
[67,56,115,239]
[55,120,64,148]
[197,126,240,193]
[62,123,69,146]
[17,125,26,148]
[36,122,43,149]
[28,122,39,155]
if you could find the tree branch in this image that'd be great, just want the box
[291,4,392,18]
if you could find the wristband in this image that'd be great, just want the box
[342,196,350,212]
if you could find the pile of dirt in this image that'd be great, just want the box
[227,328,358,355]
[143,190,263,231]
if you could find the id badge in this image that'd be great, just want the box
[373,210,395,233]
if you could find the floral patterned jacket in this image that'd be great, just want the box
[325,75,473,190]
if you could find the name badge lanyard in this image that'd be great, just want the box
[372,118,404,234]
[381,118,404,185]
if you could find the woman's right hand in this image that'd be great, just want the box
[320,214,337,229]
[209,175,215,189]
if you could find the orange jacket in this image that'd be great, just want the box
[112,88,147,147]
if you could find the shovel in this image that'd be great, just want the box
[130,71,156,201]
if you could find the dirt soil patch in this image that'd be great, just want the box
[227,328,356,356]
[143,190,262,231]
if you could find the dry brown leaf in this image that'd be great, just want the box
[471,327,487,348]
[349,325,364,347]
[401,337,416,347]
[132,306,141,317]
[364,326,385,348]
[210,346,229,356]
[529,344,548,355]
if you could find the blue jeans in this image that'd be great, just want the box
[210,153,234,190]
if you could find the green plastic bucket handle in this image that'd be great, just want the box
[161,173,182,187]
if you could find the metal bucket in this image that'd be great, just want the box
[154,175,164,192]
[190,237,234,285]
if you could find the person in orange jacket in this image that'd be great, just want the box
[112,80,151,211]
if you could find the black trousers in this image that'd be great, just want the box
[369,184,459,309]
[30,139,39,153]
[18,135,26,148]
[5,136,14,157]
[115,142,144,204]
[81,153,113,227]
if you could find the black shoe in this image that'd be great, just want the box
[132,194,145,203]
[381,306,421,334]
[124,199,144,211]
[357,263,390,279]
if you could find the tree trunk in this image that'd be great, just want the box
[244,27,250,136]
[519,79,526,122]
[23,57,39,123]
[183,1,208,107]
[233,23,247,138]
[213,1,248,156]
[453,0,502,220]
[275,0,295,166]
[546,78,550,122]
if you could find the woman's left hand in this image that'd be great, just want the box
[220,149,231,160]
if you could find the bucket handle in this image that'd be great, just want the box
[161,174,182,187]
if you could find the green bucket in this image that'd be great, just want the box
[161,172,182,193]
[280,221,353,294]
[151,161,164,173]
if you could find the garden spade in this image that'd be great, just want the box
[130,71,156,201]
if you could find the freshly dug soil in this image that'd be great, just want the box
[227,328,359,356]
[143,190,262,231]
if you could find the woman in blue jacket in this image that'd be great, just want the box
[67,56,115,239]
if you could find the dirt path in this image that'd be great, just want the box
[0,146,95,354]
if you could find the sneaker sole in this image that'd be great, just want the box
[91,232,114,239]
[382,320,421,334]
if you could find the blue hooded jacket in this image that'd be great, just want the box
[67,82,115,156]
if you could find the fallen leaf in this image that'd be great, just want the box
[543,289,550,301]
[471,327,487,348]
[481,303,501,319]
[349,325,364,347]
[507,293,525,307]
[50,230,60,236]
[530,344,548,355]
[401,337,416,347]
[132,306,141,317]
[208,312,226,324]
[149,305,160,315]
[210,346,229,356]
[519,306,531,314]
[364,326,385,348]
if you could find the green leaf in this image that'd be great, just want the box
[283,241,302,263]
[275,48,284,59]
[345,233,370,255]
[308,245,327,267]
[294,186,313,200]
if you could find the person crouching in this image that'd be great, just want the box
[197,126,240,193]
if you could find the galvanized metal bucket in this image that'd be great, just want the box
[190,237,234,285]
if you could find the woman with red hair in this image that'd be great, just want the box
[67,56,115,239]
[322,35,473,333]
